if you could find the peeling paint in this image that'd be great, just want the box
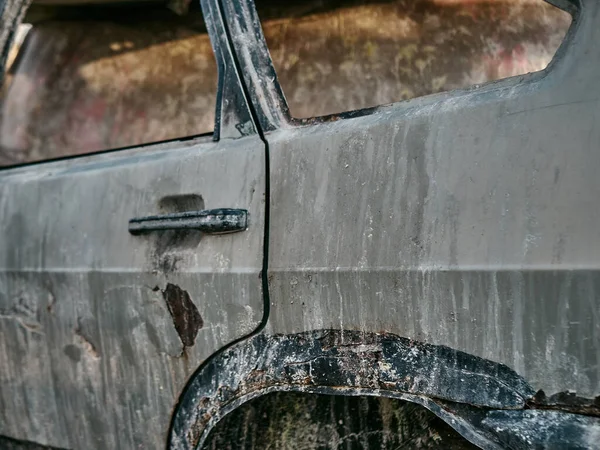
[0,297,44,336]
[527,390,600,417]
[75,320,100,359]
[162,283,203,348]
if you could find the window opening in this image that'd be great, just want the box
[255,0,572,119]
[0,4,217,167]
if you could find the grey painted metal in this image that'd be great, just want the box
[0,0,268,447]
[2,0,600,448]
[225,0,600,399]
[0,135,266,449]
[128,208,249,235]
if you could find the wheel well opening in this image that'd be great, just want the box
[202,391,479,449]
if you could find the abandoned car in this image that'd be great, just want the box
[0,0,599,448]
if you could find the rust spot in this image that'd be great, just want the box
[75,319,100,358]
[526,390,600,417]
[162,283,203,347]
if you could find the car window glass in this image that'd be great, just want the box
[255,0,572,119]
[0,5,217,167]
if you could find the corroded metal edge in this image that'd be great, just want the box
[169,329,600,449]
[168,329,545,449]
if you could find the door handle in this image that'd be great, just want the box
[128,208,248,235]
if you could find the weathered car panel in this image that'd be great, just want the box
[2,0,600,448]
[0,0,271,446]
[0,134,266,448]
[265,5,600,398]
[223,0,600,398]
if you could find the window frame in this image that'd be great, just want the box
[0,0,257,170]
[220,0,581,132]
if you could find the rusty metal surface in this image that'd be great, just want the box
[169,330,514,449]
[168,330,600,449]
[161,283,204,348]
[0,12,218,165]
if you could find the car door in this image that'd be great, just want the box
[0,1,267,449]
[221,0,599,410]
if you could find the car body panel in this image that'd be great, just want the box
[2,0,600,448]
[0,134,266,449]
[222,0,600,397]
[0,0,267,446]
